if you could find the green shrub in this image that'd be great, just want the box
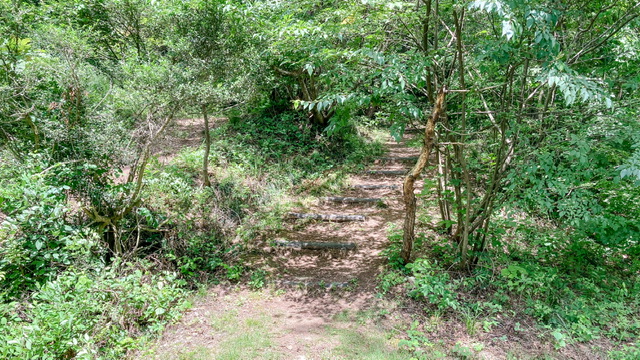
[226,111,384,180]
[0,157,96,298]
[609,343,640,360]
[406,259,460,312]
[0,262,187,359]
[143,159,253,281]
[377,270,406,295]
[495,252,640,344]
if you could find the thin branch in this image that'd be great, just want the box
[273,66,302,77]
[569,2,640,64]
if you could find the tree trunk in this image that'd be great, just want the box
[400,88,446,264]
[453,9,471,268]
[202,104,212,187]
[435,146,452,232]
[104,225,116,264]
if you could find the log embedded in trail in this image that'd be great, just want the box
[322,197,382,203]
[277,280,351,288]
[367,170,408,176]
[401,88,447,264]
[272,240,356,250]
[352,184,400,190]
[287,212,366,222]
[378,156,420,162]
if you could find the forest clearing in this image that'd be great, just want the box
[1,0,639,359]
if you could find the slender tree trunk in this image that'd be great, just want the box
[104,225,116,264]
[24,115,40,151]
[453,9,471,268]
[202,104,212,187]
[422,0,432,52]
[436,145,452,232]
[401,88,446,264]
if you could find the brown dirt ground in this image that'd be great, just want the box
[251,135,425,290]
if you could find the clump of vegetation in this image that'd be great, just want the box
[383,225,640,357]
[0,263,188,359]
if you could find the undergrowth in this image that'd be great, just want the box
[380,223,640,359]
[0,110,384,358]
[0,262,188,359]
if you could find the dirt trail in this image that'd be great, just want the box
[257,134,423,289]
[140,128,600,360]
[142,133,422,359]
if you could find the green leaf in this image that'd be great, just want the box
[303,63,314,76]
[502,20,514,40]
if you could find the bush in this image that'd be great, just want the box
[0,156,96,298]
[0,262,187,359]
[227,111,384,179]
[406,259,460,312]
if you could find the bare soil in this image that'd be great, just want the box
[251,135,424,290]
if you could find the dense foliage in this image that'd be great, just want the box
[0,0,638,358]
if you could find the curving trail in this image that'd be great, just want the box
[143,133,424,360]
[259,133,423,290]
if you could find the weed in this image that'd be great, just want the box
[609,343,640,360]
[461,308,479,336]
[248,269,267,289]
[450,343,474,359]
[406,259,460,312]
[550,330,568,349]
[222,264,243,282]
[346,278,359,291]
[398,321,432,357]
[482,319,498,333]
[0,263,188,359]
[378,270,406,295]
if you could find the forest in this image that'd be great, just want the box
[0,0,639,359]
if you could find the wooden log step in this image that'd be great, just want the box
[277,280,352,289]
[366,170,407,176]
[352,184,400,190]
[378,156,419,162]
[287,212,366,222]
[322,196,382,203]
[404,127,426,133]
[272,240,356,250]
